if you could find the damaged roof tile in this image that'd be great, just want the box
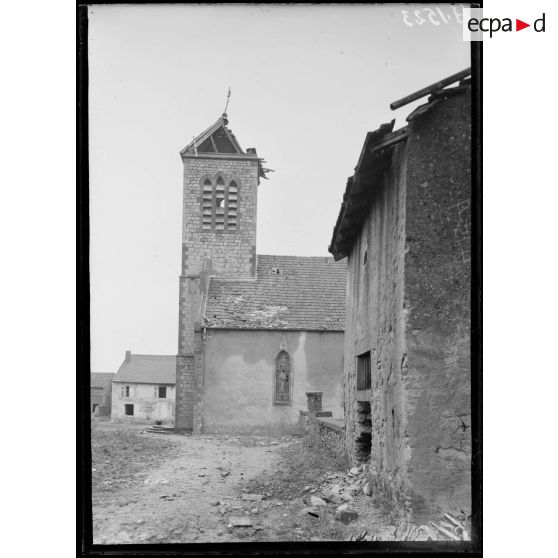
[204,255,347,330]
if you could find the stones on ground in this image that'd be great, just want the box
[321,489,343,504]
[301,507,320,518]
[250,508,259,514]
[229,516,254,527]
[336,506,358,524]
[341,492,354,502]
[363,482,371,496]
[209,501,219,506]
[310,496,327,507]
[241,493,264,502]
[349,466,360,475]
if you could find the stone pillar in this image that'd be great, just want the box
[306,392,323,412]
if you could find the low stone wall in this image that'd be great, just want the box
[94,405,111,417]
[300,410,410,521]
[299,410,348,469]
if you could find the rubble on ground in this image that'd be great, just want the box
[294,461,472,541]
[228,516,254,527]
[415,512,471,541]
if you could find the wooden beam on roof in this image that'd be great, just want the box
[223,126,242,153]
[390,67,471,110]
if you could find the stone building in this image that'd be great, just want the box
[111,351,176,424]
[90,372,114,416]
[175,114,346,434]
[329,72,472,521]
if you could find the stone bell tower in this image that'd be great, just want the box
[175,112,266,431]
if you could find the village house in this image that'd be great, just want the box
[328,70,472,522]
[90,372,114,416]
[175,114,347,434]
[111,351,176,424]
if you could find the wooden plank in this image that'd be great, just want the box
[390,68,471,110]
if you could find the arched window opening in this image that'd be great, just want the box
[200,176,240,231]
[228,180,238,229]
[202,179,213,230]
[215,177,225,230]
[274,350,292,405]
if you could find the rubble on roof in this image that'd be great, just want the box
[203,255,346,330]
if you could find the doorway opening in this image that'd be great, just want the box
[125,404,134,416]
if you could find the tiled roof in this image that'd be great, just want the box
[203,255,347,331]
[91,372,114,389]
[114,354,176,385]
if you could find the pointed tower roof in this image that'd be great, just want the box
[180,114,245,156]
[180,114,274,180]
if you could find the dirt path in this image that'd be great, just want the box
[93,433,288,544]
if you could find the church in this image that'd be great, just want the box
[174,113,347,433]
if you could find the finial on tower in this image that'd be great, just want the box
[222,87,231,124]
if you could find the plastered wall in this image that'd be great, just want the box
[202,329,344,433]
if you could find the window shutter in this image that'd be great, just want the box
[154,386,158,399]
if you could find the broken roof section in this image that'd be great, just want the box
[114,354,176,385]
[203,255,347,331]
[328,68,472,261]
[328,121,407,260]
[181,113,273,180]
[181,114,243,156]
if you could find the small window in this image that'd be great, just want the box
[274,350,292,405]
[120,385,131,398]
[158,386,167,399]
[271,267,282,275]
[356,351,371,391]
[125,404,134,416]
[92,403,99,413]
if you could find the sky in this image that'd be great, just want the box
[89,4,470,372]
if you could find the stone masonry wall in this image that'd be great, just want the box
[181,155,259,280]
[175,154,260,431]
[402,90,472,521]
[342,142,408,514]
[175,355,194,431]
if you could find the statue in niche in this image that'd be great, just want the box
[275,350,291,404]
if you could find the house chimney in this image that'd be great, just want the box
[125,350,131,362]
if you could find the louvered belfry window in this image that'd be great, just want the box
[201,176,238,231]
